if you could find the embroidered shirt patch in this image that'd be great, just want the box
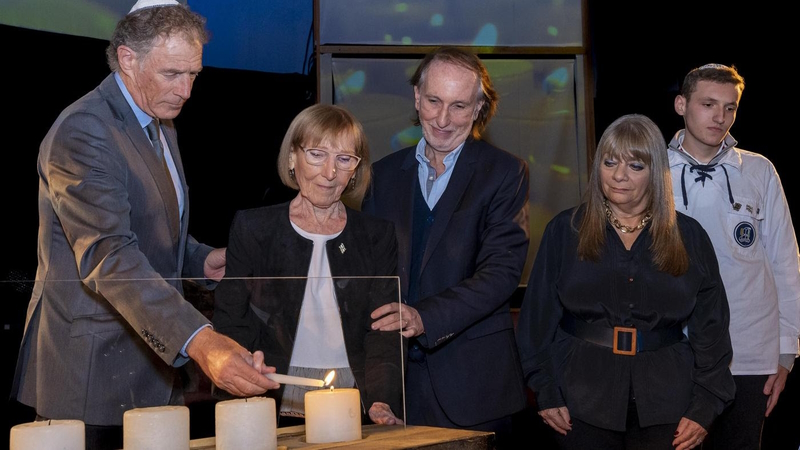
[733,221,756,248]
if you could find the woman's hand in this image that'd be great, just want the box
[204,247,226,281]
[368,402,404,425]
[672,418,707,450]
[539,406,571,435]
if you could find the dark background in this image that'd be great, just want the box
[2,1,798,448]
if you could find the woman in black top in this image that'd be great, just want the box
[516,114,734,450]
[213,104,403,426]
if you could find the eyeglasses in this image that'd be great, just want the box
[299,147,362,171]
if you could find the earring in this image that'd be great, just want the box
[289,168,295,179]
[349,176,356,190]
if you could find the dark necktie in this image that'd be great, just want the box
[145,119,173,182]
[145,119,164,161]
[145,118,181,234]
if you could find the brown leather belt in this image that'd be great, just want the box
[559,313,685,356]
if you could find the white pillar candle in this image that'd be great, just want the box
[304,387,361,444]
[123,405,190,450]
[10,419,84,450]
[215,397,277,450]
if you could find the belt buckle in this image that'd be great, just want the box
[612,326,637,356]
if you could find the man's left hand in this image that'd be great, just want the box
[371,303,424,338]
[764,365,789,417]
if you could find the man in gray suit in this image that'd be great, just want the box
[11,1,278,448]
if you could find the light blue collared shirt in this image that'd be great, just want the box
[415,137,465,209]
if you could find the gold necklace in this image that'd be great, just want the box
[604,199,652,233]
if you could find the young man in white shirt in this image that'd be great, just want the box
[668,63,800,449]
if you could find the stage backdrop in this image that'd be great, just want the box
[0,0,314,74]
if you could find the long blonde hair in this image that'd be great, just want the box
[574,114,688,275]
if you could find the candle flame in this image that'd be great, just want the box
[323,370,335,387]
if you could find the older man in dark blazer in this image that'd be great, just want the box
[363,47,530,449]
[11,3,277,449]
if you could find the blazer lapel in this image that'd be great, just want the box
[396,150,419,293]
[140,125,180,241]
[103,75,182,243]
[100,74,182,254]
[160,120,183,239]
[420,142,477,271]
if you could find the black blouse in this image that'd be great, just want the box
[516,205,735,431]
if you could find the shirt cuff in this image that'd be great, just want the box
[175,323,213,367]
[778,353,796,372]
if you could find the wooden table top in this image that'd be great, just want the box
[190,424,495,449]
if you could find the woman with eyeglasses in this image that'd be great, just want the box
[213,103,404,427]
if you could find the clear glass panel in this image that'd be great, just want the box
[320,0,583,47]
[7,276,405,427]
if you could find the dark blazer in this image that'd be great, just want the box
[362,138,530,426]
[12,73,213,426]
[212,202,404,420]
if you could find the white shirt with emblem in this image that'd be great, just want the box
[668,130,800,375]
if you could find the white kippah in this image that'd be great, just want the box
[129,0,180,13]
[697,63,731,70]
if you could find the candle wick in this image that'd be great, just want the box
[48,419,52,425]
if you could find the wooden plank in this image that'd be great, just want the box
[190,425,494,449]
